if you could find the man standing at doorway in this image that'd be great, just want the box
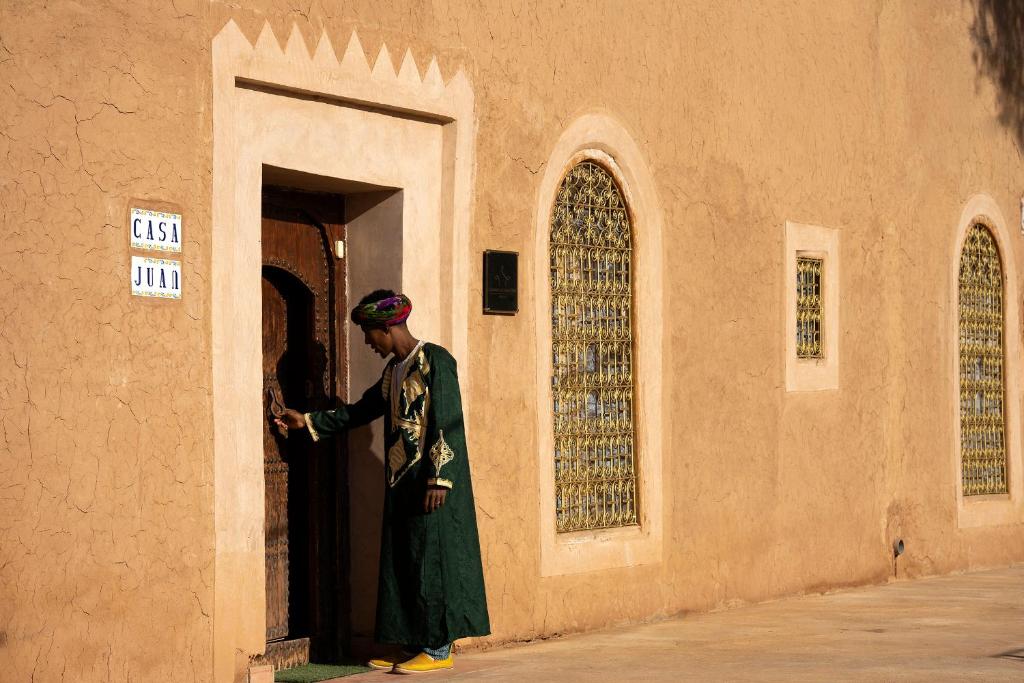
[275,290,490,674]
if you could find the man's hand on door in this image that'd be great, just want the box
[275,408,306,431]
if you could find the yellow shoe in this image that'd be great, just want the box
[368,649,419,670]
[367,656,396,670]
[393,652,454,674]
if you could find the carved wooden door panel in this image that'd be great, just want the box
[261,187,348,668]
[263,274,291,643]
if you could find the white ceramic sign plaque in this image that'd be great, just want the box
[130,207,182,252]
[131,256,182,299]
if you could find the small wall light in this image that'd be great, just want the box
[893,538,905,558]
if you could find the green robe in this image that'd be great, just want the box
[306,342,490,648]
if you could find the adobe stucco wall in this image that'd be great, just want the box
[0,2,217,681]
[2,1,1023,682]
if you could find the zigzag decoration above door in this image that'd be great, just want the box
[215,20,473,122]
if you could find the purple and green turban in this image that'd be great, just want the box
[351,293,412,328]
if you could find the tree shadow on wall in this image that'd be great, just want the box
[971,0,1024,149]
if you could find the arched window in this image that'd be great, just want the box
[959,222,1008,495]
[550,160,637,532]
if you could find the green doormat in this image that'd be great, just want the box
[275,663,371,682]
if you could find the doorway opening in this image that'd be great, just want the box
[258,171,405,668]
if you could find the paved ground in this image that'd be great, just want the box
[341,565,1024,682]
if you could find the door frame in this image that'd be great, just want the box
[212,21,476,683]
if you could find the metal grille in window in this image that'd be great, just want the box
[796,257,824,359]
[959,224,1008,496]
[550,161,637,532]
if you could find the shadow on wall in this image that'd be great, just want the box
[971,0,1024,149]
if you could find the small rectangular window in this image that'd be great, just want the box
[785,223,838,391]
[796,256,824,359]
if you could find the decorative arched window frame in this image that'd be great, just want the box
[951,195,1024,528]
[534,113,664,576]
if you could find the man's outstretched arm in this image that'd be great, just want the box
[276,377,386,440]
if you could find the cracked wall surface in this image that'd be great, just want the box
[3,1,1024,681]
[1,1,215,681]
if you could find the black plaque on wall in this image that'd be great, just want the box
[483,250,518,315]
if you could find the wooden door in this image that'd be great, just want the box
[261,187,349,669]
